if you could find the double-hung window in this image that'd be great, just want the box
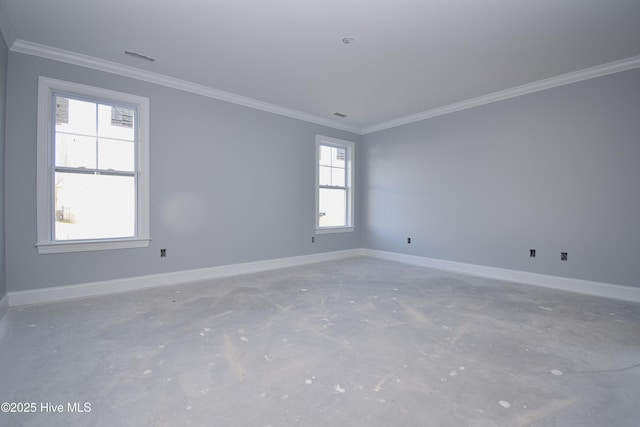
[315,135,354,233]
[36,77,150,253]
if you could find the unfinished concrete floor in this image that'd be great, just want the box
[1,256,639,426]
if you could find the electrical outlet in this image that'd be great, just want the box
[561,252,568,261]
[530,249,536,258]
[311,236,315,243]
[160,248,167,258]
[407,237,411,244]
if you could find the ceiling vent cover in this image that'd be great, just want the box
[124,50,156,62]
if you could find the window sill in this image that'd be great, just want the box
[315,226,354,235]
[36,238,151,254]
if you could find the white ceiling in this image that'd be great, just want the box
[2,0,640,133]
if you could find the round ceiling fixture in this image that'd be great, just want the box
[341,36,355,45]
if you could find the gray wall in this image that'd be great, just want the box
[5,52,361,292]
[5,49,639,294]
[362,68,640,288]
[0,32,7,314]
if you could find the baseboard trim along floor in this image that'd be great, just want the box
[0,292,7,317]
[7,249,361,307]
[0,293,8,342]
[362,249,640,304]
[7,248,640,307]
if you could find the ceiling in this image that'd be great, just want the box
[2,0,640,133]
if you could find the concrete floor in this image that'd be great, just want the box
[1,256,639,426]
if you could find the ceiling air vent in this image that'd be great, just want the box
[124,50,156,63]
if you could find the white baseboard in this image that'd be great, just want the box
[362,249,640,303]
[0,292,8,343]
[8,249,361,307]
[0,292,7,315]
[8,248,640,307]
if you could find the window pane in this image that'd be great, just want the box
[98,104,135,140]
[319,145,332,166]
[55,133,96,169]
[98,138,135,171]
[55,97,96,137]
[54,172,135,240]
[319,165,332,186]
[331,167,345,187]
[319,188,346,227]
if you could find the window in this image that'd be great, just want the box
[36,77,150,253]
[316,135,354,233]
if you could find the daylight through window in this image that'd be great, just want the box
[316,136,354,232]
[54,96,137,240]
[37,77,150,253]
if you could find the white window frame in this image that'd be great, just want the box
[36,77,151,254]
[315,135,354,234]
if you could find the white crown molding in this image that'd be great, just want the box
[0,0,16,47]
[362,55,640,134]
[10,39,361,134]
[9,39,640,137]
[7,249,361,307]
[362,249,640,303]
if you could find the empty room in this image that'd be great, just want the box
[1,1,639,426]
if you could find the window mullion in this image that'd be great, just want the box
[94,103,99,172]
[54,166,134,177]
[97,169,135,177]
[55,166,96,175]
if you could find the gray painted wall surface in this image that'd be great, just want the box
[0,34,7,313]
[5,53,361,292]
[362,68,640,288]
[4,50,639,294]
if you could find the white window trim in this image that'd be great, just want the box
[315,135,354,234]
[36,77,151,254]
